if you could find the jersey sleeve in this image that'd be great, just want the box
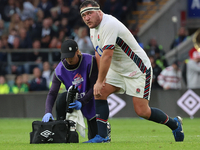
[101,22,118,50]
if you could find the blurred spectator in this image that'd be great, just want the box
[15,0,37,21]
[60,2,82,28]
[51,0,64,15]
[182,47,198,86]
[21,73,31,89]
[18,27,32,48]
[74,26,94,55]
[145,37,165,57]
[71,0,81,9]
[0,75,10,94]
[31,39,47,62]
[10,36,20,49]
[7,28,18,47]
[42,61,52,88]
[58,29,68,43]
[0,39,7,75]
[25,40,44,74]
[29,67,48,91]
[157,60,182,90]
[49,36,61,48]
[32,0,40,7]
[0,0,7,19]
[22,17,32,33]
[46,17,54,30]
[9,74,29,94]
[58,17,72,37]
[35,8,44,26]
[49,36,61,62]
[57,0,65,6]
[10,36,25,74]
[37,0,53,18]
[8,13,23,33]
[50,7,61,32]
[0,19,8,37]
[27,17,42,41]
[71,25,80,40]
[129,23,141,44]
[103,0,123,21]
[154,49,168,70]
[39,18,56,48]
[1,34,10,49]
[120,0,134,26]
[170,26,190,49]
[149,56,162,89]
[1,0,18,25]
[186,48,200,89]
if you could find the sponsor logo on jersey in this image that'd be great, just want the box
[95,45,103,56]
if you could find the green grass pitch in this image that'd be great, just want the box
[0,117,199,150]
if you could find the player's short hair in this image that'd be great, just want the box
[80,0,100,10]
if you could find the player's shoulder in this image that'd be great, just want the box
[101,14,119,28]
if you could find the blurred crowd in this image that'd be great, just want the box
[0,0,138,94]
[0,0,199,94]
[132,25,200,91]
[0,0,138,75]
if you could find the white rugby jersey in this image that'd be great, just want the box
[90,14,151,78]
[157,66,182,89]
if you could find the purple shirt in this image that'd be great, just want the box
[45,54,98,120]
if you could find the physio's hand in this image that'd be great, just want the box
[69,100,82,110]
[42,113,54,122]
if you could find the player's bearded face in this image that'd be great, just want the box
[81,10,101,28]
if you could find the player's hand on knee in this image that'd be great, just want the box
[69,100,82,110]
[42,113,54,122]
[94,82,103,97]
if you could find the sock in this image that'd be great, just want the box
[95,100,109,138]
[149,107,178,130]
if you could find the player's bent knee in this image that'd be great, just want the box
[135,108,151,119]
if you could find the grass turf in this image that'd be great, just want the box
[0,117,199,150]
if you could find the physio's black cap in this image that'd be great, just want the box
[60,39,78,59]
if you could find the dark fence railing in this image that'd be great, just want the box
[0,48,61,74]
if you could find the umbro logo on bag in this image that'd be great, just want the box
[40,130,55,138]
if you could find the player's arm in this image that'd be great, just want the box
[95,51,101,70]
[94,49,114,96]
[97,49,113,83]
